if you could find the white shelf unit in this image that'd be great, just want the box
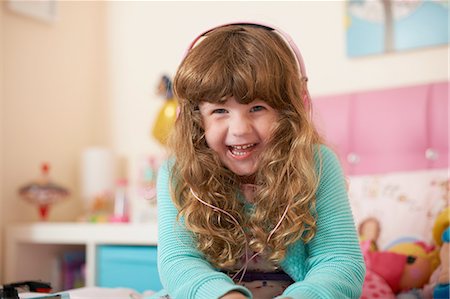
[4,222,158,290]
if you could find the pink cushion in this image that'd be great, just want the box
[312,82,449,175]
[428,82,449,169]
[313,94,351,173]
[351,85,428,175]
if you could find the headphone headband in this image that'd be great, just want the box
[185,21,308,80]
[183,21,311,110]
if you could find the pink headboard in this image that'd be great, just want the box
[313,81,449,175]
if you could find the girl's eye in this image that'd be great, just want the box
[250,105,265,112]
[212,108,227,114]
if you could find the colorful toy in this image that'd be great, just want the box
[18,163,70,221]
[433,226,449,298]
[423,206,450,299]
[386,240,438,293]
[358,217,381,252]
[359,217,439,298]
[152,75,178,145]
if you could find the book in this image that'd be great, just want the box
[19,293,69,299]
[19,287,155,299]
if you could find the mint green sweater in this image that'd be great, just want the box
[151,146,365,299]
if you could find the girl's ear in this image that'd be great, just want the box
[195,104,205,124]
[198,118,206,130]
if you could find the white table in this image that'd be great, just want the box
[5,222,158,290]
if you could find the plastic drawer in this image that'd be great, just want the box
[96,245,162,293]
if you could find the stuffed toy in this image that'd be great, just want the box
[434,227,449,298]
[359,217,400,298]
[152,75,178,145]
[359,217,439,298]
[423,206,450,299]
[386,240,438,293]
[360,239,403,299]
[359,217,381,252]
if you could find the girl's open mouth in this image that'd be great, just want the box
[228,143,256,157]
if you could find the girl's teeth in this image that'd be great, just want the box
[229,144,255,156]
[231,150,246,156]
[232,144,254,150]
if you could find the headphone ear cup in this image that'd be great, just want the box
[300,78,311,115]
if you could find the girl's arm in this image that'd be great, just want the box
[280,146,366,299]
[156,160,252,299]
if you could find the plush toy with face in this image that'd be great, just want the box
[386,241,438,293]
[358,217,381,252]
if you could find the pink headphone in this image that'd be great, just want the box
[183,21,311,110]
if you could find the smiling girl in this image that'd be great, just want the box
[152,23,365,299]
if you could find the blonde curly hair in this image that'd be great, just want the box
[168,24,323,269]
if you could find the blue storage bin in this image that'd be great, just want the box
[96,245,162,293]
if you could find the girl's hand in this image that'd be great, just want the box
[220,291,248,299]
[220,291,293,299]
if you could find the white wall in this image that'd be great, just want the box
[106,1,448,209]
[1,2,108,225]
[1,2,109,283]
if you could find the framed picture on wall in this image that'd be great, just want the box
[346,0,449,57]
[6,0,57,23]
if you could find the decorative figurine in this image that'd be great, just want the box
[18,163,70,221]
[152,75,178,145]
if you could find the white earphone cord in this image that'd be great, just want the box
[189,188,290,283]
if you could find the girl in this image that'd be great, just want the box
[152,22,365,299]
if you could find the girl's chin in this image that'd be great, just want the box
[227,165,257,178]
[221,152,259,177]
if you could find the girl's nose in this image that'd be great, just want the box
[229,115,253,136]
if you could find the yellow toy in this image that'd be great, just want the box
[424,206,450,299]
[387,240,439,291]
[152,75,178,145]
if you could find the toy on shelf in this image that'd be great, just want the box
[79,147,116,223]
[152,75,178,145]
[18,163,69,221]
[109,178,129,223]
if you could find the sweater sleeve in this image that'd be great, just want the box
[280,146,366,299]
[156,160,253,299]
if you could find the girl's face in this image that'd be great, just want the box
[199,96,279,177]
